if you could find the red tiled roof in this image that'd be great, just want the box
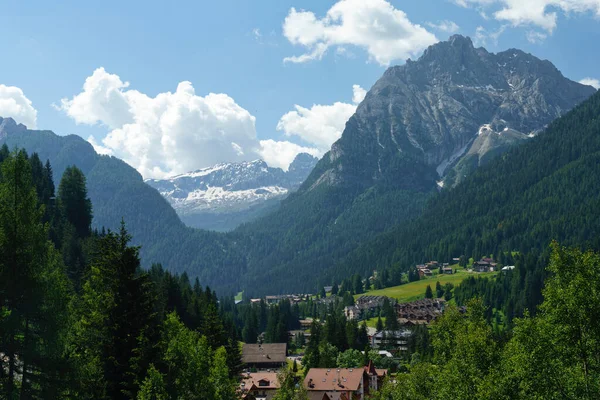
[304,368,364,392]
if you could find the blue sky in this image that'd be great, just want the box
[1,0,599,178]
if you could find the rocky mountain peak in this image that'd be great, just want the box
[304,37,597,193]
[147,155,318,231]
[0,117,27,140]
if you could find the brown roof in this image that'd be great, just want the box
[240,372,280,391]
[242,343,287,365]
[304,368,364,392]
[375,369,387,377]
[307,393,349,400]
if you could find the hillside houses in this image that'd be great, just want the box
[396,298,446,325]
[242,343,287,371]
[344,296,395,321]
[472,257,498,272]
[303,363,387,400]
[240,372,280,399]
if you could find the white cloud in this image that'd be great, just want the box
[526,30,548,43]
[473,24,507,46]
[252,28,262,39]
[352,84,367,104]
[455,0,600,32]
[282,0,438,66]
[258,140,320,171]
[427,20,461,33]
[60,68,266,178]
[277,85,366,153]
[0,84,37,129]
[579,77,600,89]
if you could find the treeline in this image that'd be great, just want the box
[0,147,239,399]
[373,243,600,400]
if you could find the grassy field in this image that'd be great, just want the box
[234,291,243,302]
[355,269,498,304]
[363,316,386,328]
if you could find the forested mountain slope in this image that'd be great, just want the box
[337,88,600,280]
[0,35,595,296]
[231,36,595,295]
[0,117,245,291]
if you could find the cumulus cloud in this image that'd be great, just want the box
[282,0,438,66]
[352,84,367,104]
[579,77,600,89]
[258,140,320,171]
[455,0,600,32]
[427,20,461,33]
[277,85,366,153]
[0,84,37,129]
[60,68,267,178]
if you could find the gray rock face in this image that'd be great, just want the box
[0,117,27,140]
[146,154,318,231]
[305,35,596,192]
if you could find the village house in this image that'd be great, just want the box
[442,267,454,274]
[370,330,411,351]
[344,305,360,321]
[364,361,388,392]
[417,268,433,278]
[304,368,366,400]
[239,372,280,400]
[472,257,498,273]
[242,343,287,371]
[396,298,446,325]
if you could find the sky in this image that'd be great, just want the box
[1,0,599,178]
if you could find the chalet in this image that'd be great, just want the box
[240,372,280,400]
[304,368,367,400]
[473,261,490,272]
[300,319,314,329]
[370,330,411,351]
[324,286,333,293]
[396,298,446,325]
[442,267,453,275]
[242,343,287,371]
[418,268,433,278]
[344,306,360,321]
[265,295,282,305]
[364,361,388,392]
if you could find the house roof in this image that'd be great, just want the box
[242,343,287,364]
[307,393,349,400]
[240,372,280,391]
[304,368,364,392]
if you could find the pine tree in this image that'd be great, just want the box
[57,166,92,239]
[0,151,72,399]
[137,365,168,400]
[425,285,433,299]
[71,221,159,400]
[376,316,384,332]
[436,281,444,298]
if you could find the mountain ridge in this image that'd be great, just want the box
[145,154,317,231]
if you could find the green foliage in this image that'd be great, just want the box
[376,244,600,399]
[137,365,168,400]
[70,222,159,399]
[337,349,363,368]
[273,367,308,400]
[424,285,433,299]
[0,150,72,399]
